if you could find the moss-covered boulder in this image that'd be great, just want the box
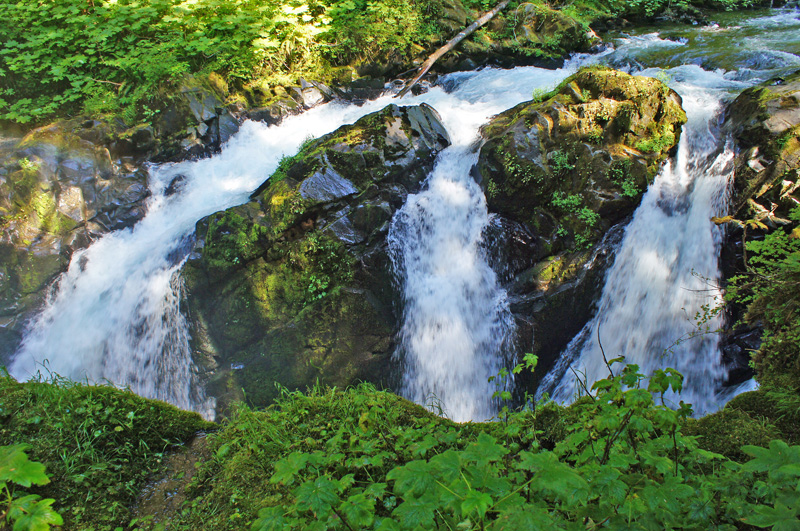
[726,70,800,224]
[182,103,450,412]
[476,66,686,387]
[720,69,800,388]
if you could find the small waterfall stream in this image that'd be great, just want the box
[9,8,800,420]
[540,67,740,413]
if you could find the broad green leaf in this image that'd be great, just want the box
[251,507,289,531]
[429,450,462,483]
[0,444,50,487]
[339,493,375,528]
[462,434,507,468]
[461,491,493,519]
[743,502,800,529]
[489,507,556,530]
[270,452,308,485]
[9,496,63,531]
[294,477,340,518]
[387,460,435,497]
[392,497,437,530]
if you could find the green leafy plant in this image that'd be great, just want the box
[548,150,574,175]
[726,206,800,388]
[1,444,63,531]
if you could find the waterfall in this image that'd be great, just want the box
[8,64,577,421]
[387,67,583,422]
[540,65,750,414]
[9,97,424,419]
[10,7,797,419]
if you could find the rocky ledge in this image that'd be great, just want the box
[719,68,800,386]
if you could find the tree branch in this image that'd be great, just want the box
[394,0,512,99]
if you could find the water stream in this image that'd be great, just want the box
[540,68,739,413]
[9,8,800,420]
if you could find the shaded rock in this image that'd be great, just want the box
[725,69,800,225]
[151,74,242,160]
[477,66,685,385]
[720,68,800,387]
[182,103,450,413]
[0,120,161,362]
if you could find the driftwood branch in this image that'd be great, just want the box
[394,0,512,99]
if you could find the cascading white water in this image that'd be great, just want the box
[388,147,513,422]
[387,66,584,422]
[8,63,576,421]
[10,7,798,420]
[9,97,430,419]
[540,65,754,414]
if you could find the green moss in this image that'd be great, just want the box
[16,252,65,295]
[0,373,213,530]
[635,125,677,154]
[202,208,270,274]
[726,389,800,445]
[683,408,778,462]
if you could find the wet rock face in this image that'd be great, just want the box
[0,74,248,364]
[726,70,800,226]
[182,104,450,413]
[154,74,242,160]
[477,67,685,383]
[0,122,152,362]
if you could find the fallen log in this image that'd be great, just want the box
[394,0,512,99]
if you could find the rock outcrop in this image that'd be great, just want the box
[720,68,800,386]
[182,104,450,411]
[477,66,686,386]
[0,121,151,360]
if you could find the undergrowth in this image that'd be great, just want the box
[157,364,800,530]
[0,371,213,530]
[727,206,800,389]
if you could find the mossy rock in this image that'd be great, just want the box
[183,104,450,413]
[726,69,800,225]
[0,121,154,360]
[725,388,800,445]
[477,67,684,390]
[0,374,213,530]
[683,408,779,462]
[478,66,685,259]
[721,69,800,388]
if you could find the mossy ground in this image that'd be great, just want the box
[143,383,546,530]
[1,370,797,530]
[0,372,213,530]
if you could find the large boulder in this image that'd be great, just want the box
[720,69,800,387]
[477,66,686,387]
[182,103,450,412]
